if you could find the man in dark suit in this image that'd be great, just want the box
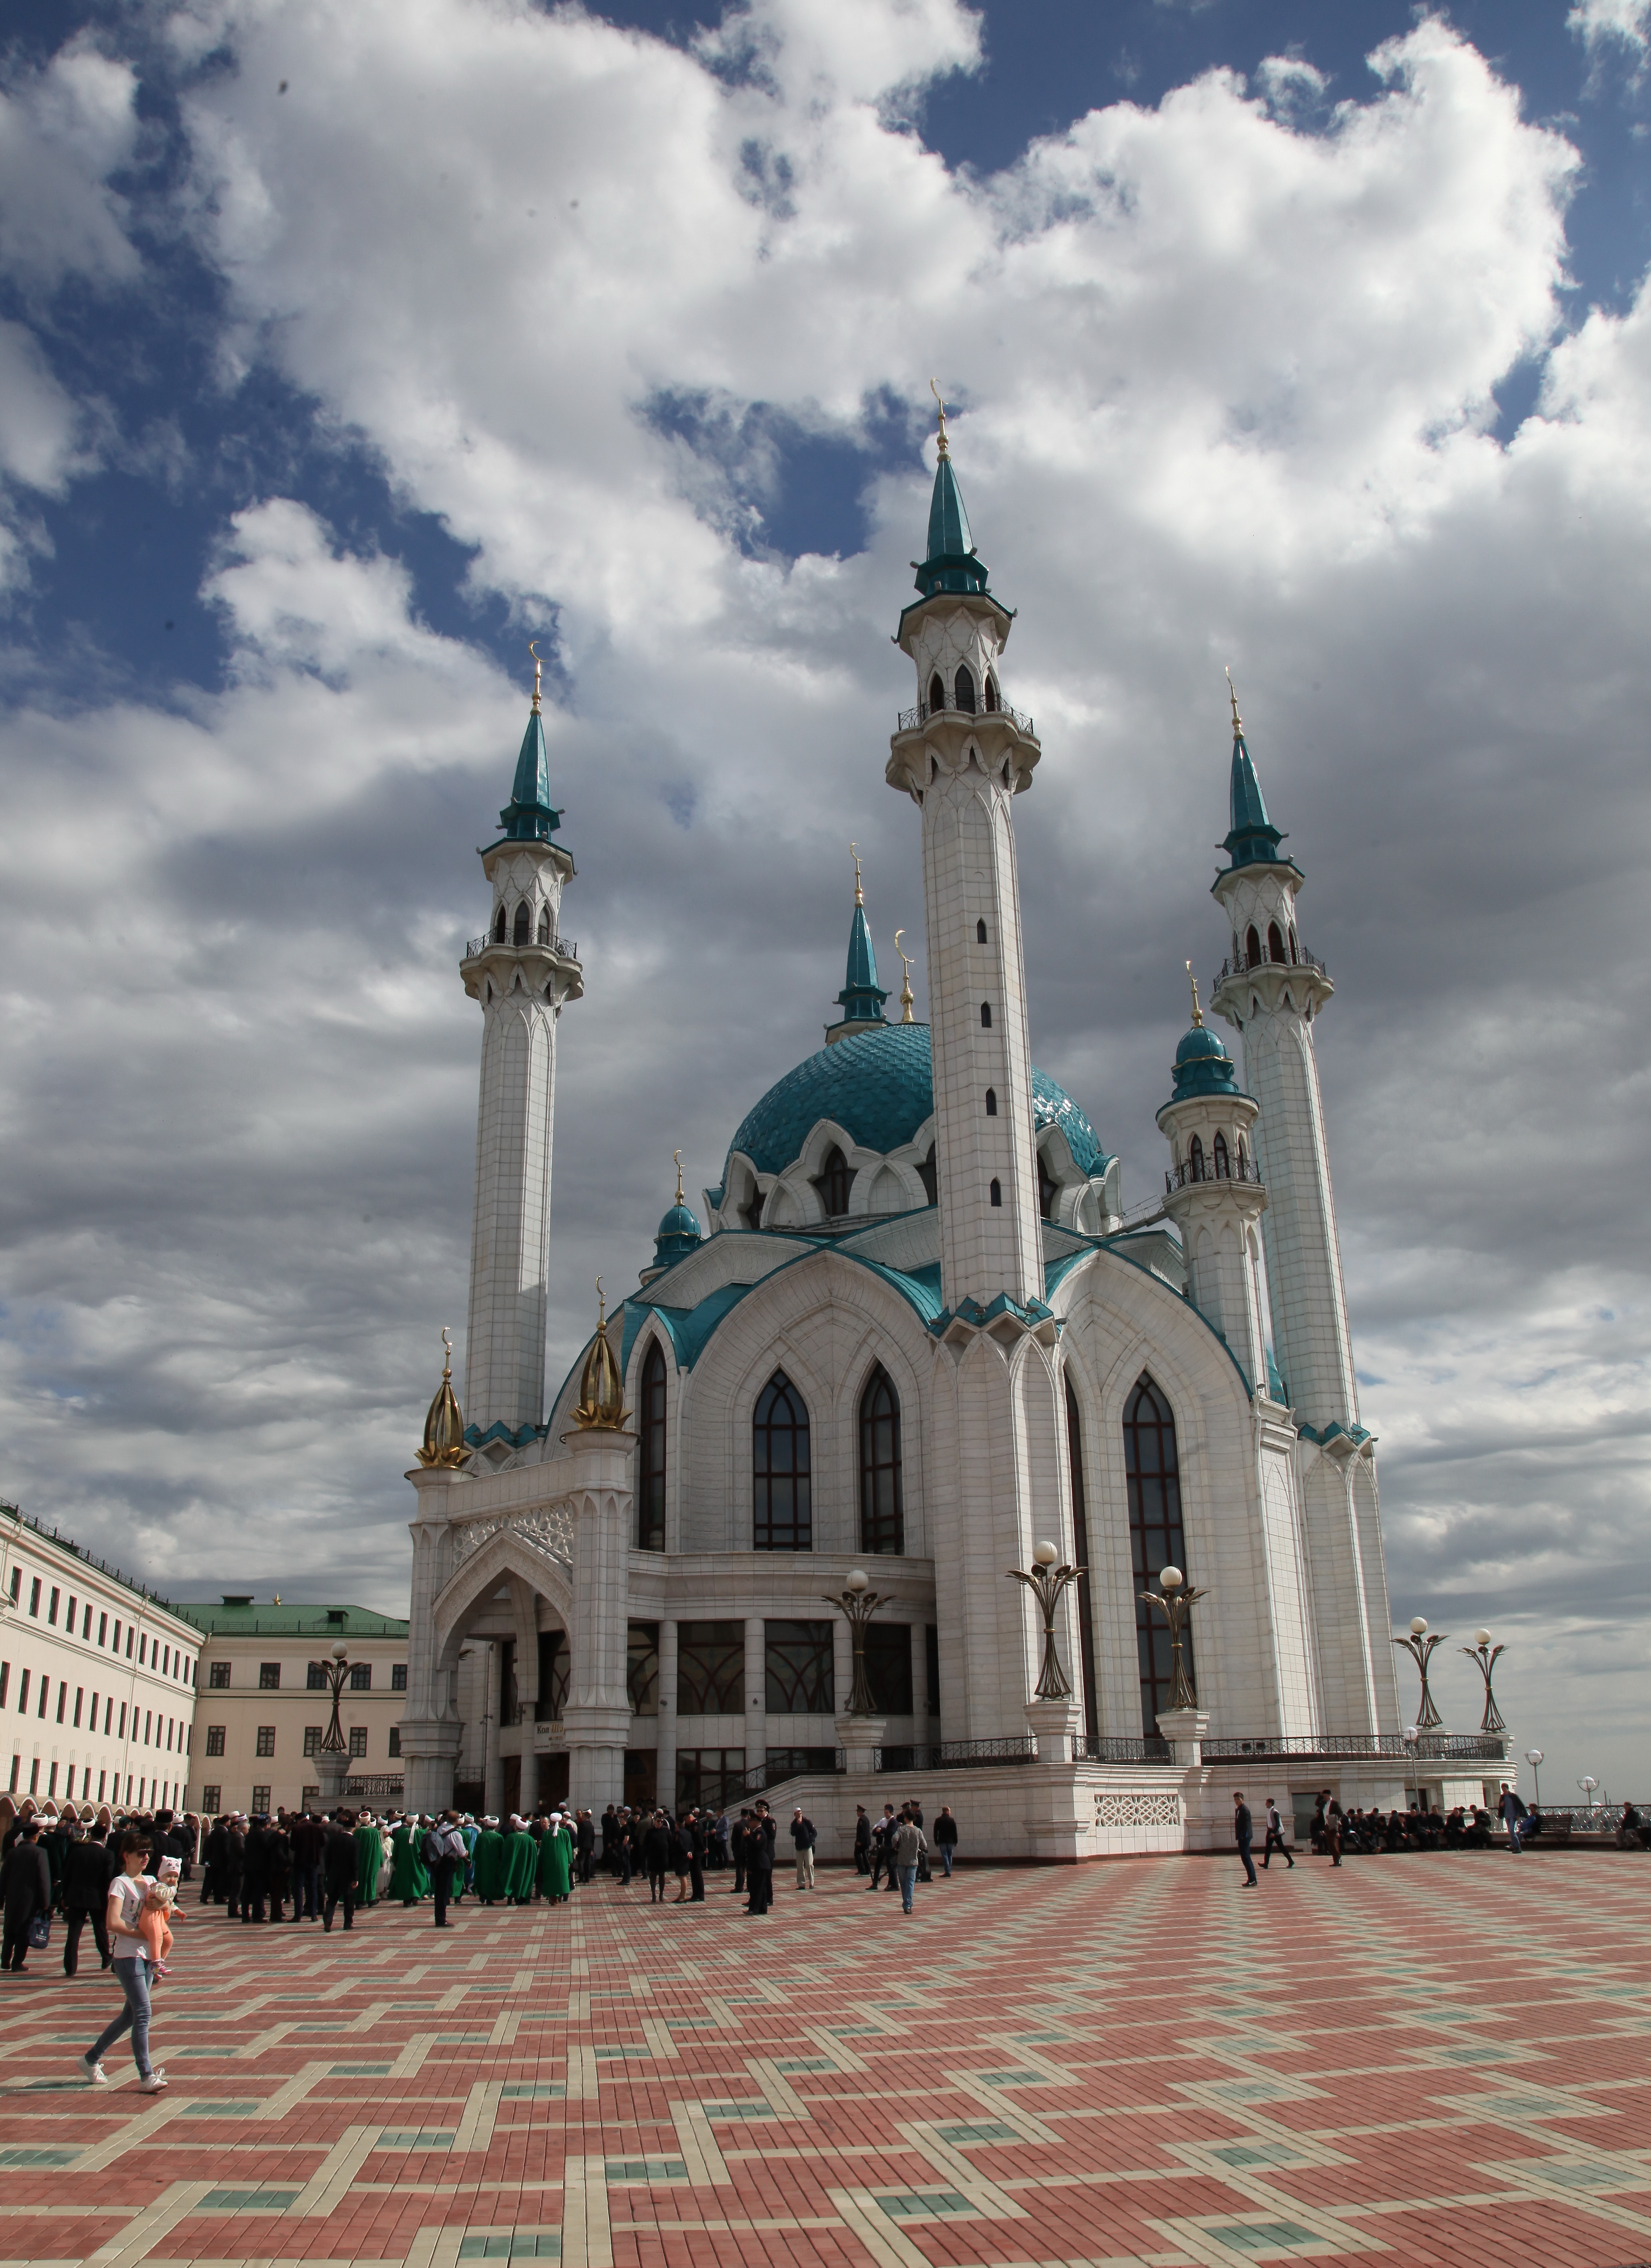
[744,1801,775,1915]
[1,1821,51,1971]
[1233,1792,1258,1886]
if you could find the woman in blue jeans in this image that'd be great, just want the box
[78,1832,166,2092]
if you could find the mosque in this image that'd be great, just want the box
[396,408,1507,1856]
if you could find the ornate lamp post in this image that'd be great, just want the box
[1525,1747,1544,1808]
[1392,1616,1445,1735]
[1460,1627,1507,1734]
[1578,1774,1599,1819]
[825,1569,887,1716]
[1139,1566,1204,1712]
[1008,1542,1085,1702]
[311,1641,351,1809]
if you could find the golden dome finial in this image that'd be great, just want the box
[529,641,544,716]
[1225,665,1242,740]
[850,840,863,907]
[930,377,949,459]
[1186,960,1204,1029]
[417,1326,468,1468]
[673,1150,684,1205]
[572,1278,630,1432]
[894,928,915,1024]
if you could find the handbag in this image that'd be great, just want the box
[27,1912,51,1951]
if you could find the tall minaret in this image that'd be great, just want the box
[1208,681,1356,1433]
[458,650,583,1447]
[885,400,1043,1314]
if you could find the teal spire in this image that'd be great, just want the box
[834,848,888,1024]
[911,393,990,602]
[1221,672,1285,870]
[495,646,562,844]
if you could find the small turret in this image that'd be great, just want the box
[494,642,563,846]
[651,1151,703,1272]
[416,1330,468,1469]
[572,1282,629,1431]
[825,845,889,1044]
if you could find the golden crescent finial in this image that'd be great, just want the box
[850,841,863,906]
[1225,665,1242,739]
[1186,959,1204,1028]
[441,1324,453,1377]
[894,928,916,1024]
[929,377,949,458]
[529,640,544,715]
[673,1149,684,1205]
[595,1275,604,1327]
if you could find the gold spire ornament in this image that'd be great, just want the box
[572,1280,630,1431]
[1225,665,1242,739]
[673,1149,685,1205]
[850,841,863,906]
[529,640,544,715]
[930,378,949,458]
[1185,960,1204,1028]
[417,1328,468,1468]
[894,928,916,1024]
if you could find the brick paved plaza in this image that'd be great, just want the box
[4,1853,1650,2268]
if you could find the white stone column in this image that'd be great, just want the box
[400,1465,464,1814]
[483,1643,502,1816]
[561,1429,635,1817]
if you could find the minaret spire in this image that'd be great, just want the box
[826,845,889,1042]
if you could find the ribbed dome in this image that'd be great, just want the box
[1169,1022,1242,1102]
[653,1198,702,1269]
[727,1022,1108,1181]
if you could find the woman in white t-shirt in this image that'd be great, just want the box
[77,1833,166,2091]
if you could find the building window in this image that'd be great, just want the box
[928,671,944,713]
[201,1786,221,1815]
[976,917,987,943]
[209,1661,231,1690]
[100,1612,110,1647]
[538,1630,570,1719]
[954,663,976,713]
[48,1587,59,1626]
[753,1372,811,1550]
[858,1364,904,1555]
[984,1087,996,1115]
[1038,1148,1057,1219]
[980,1001,991,1028]
[73,1687,83,1728]
[864,1625,913,1715]
[303,1726,321,1757]
[1246,924,1262,969]
[1125,1373,1192,1739]
[1213,1131,1230,1177]
[6,1569,17,1605]
[306,1663,328,1690]
[251,1784,270,1814]
[513,899,531,946]
[68,1596,77,1631]
[918,1144,938,1206]
[259,1663,281,1690]
[57,1684,67,1723]
[1268,920,1286,963]
[349,1727,368,1758]
[925,1624,940,1717]
[815,1144,852,1219]
[29,1577,40,1617]
[764,1621,834,1713]
[143,1710,152,1743]
[391,1664,408,1692]
[388,1727,401,1758]
[38,1679,49,1719]
[536,904,551,944]
[638,1340,667,1551]
[139,1635,146,1665]
[118,1703,125,1738]
[16,1669,27,1713]
[0,1665,6,1710]
[205,1724,226,1757]
[6,1754,16,1792]
[255,1724,276,1758]
[349,1664,372,1691]
[676,1747,746,1814]
[626,1623,659,1715]
[1188,1134,1205,1182]
[989,1178,1001,1207]
[984,672,1000,712]
[126,1626,134,1658]
[676,1621,745,1714]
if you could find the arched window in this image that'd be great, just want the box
[955,663,977,713]
[1288,925,1299,964]
[753,1372,811,1550]
[984,1087,997,1116]
[1246,925,1262,969]
[1213,1131,1230,1178]
[859,1365,904,1554]
[537,905,551,944]
[638,1342,667,1551]
[1124,1374,1192,1739]
[984,673,1000,712]
[1038,1148,1057,1220]
[816,1144,851,1218]
[989,1178,1002,1207]
[513,901,531,946]
[918,1144,937,1206]
[492,904,507,944]
[1238,1138,1249,1177]
[980,1001,992,1028]
[1268,920,1286,964]
[1064,1380,1100,1743]
[1188,1134,1205,1182]
[976,917,987,943]
[928,672,945,714]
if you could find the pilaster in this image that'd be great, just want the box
[561,1427,635,1817]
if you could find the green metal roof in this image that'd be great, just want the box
[835,900,888,1024]
[491,705,562,845]
[169,1600,409,1639]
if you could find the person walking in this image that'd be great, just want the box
[63,1822,113,1975]
[78,1831,166,2092]
[200,1815,228,1906]
[790,1808,817,1891]
[219,1817,245,1921]
[853,1806,872,1876]
[1233,1792,1258,1886]
[1,1819,51,1973]
[240,1815,268,1923]
[745,1803,775,1916]
[1260,1798,1294,1870]
[426,1813,467,1927]
[868,1804,897,1891]
[1322,1790,1344,1867]
[289,1812,324,1923]
[731,1811,750,1897]
[686,1809,707,1903]
[932,1806,958,1878]
[576,1809,596,1884]
[712,1809,730,1872]
[1498,1783,1529,1852]
[322,1812,357,1932]
[643,1812,671,1904]
[892,1810,927,1914]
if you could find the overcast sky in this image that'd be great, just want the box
[2,0,1649,1793]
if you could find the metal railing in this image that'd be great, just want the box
[464,933,579,962]
[1529,1805,1649,1836]
[1165,1157,1264,1193]
[1212,950,1326,986]
[1071,1734,1175,1764]
[299,1775,405,1805]
[895,694,1035,736]
[1201,1733,1506,1763]
[873,1737,1037,1772]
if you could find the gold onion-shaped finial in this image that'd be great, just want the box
[417,1327,468,1468]
[573,1279,630,1431]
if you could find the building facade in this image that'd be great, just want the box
[0,1504,202,1814]
[172,1598,409,1817]
[398,415,1508,1854]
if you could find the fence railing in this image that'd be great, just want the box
[1165,1157,1264,1193]
[1071,1734,1175,1764]
[1530,1805,1649,1836]
[895,694,1035,736]
[464,933,578,962]
[298,1775,405,1806]
[1212,949,1326,986]
[1201,1733,1506,1763]
[873,1737,1037,1773]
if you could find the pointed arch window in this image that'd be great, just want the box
[989,1177,1002,1207]
[954,663,977,713]
[816,1144,851,1219]
[638,1342,667,1551]
[1268,920,1286,964]
[858,1364,904,1555]
[984,1087,997,1116]
[1188,1134,1206,1183]
[753,1372,811,1551]
[918,1143,937,1206]
[1213,1131,1230,1179]
[1124,1374,1192,1739]
[1238,1138,1249,1176]
[537,905,551,944]
[513,901,531,946]
[1038,1147,1057,1219]
[980,1001,992,1028]
[984,673,1000,712]
[976,917,987,943]
[1246,925,1262,969]
[928,672,945,715]
[1287,925,1299,964]
[493,904,507,944]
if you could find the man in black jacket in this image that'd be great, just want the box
[1233,1792,1258,1886]
[1,1821,51,1972]
[62,1825,112,1975]
[241,1817,268,1922]
[744,1802,775,1916]
[322,1811,358,1932]
[290,1812,325,1922]
[220,1819,246,1919]
[686,1809,706,1902]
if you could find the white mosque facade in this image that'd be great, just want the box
[397,429,1509,1856]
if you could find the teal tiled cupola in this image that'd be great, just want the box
[495,663,563,844]
[911,411,990,602]
[1221,676,1285,870]
[1167,968,1246,1104]
[653,1154,702,1270]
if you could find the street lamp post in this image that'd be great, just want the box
[1460,1628,1507,1735]
[1138,1566,1204,1712]
[1392,1616,1446,1734]
[1402,1726,1421,1811]
[1525,1748,1544,1809]
[1008,1542,1085,1702]
[1578,1774,1600,1822]
[825,1570,887,1716]
[312,1641,350,1809]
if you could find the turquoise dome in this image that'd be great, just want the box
[1169,1022,1241,1102]
[726,1022,1109,1183]
[653,1198,702,1270]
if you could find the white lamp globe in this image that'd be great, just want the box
[846,1569,869,1593]
[1033,1541,1059,1567]
[1159,1566,1183,1592]
[1526,1748,1544,1767]
[1410,1616,1428,1635]
[332,1641,349,1661]
[1473,1627,1492,1648]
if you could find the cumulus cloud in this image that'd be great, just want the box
[1568,0,1651,61]
[0,38,140,290]
[0,0,1647,1775]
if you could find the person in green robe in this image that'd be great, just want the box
[537,1813,572,1903]
[353,1814,385,1906]
[388,1815,430,1905]
[471,1818,506,1904]
[457,1818,478,1902]
[501,1818,536,1905]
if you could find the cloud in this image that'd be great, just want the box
[1568,0,1651,63]
[0,38,141,290]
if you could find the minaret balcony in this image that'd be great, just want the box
[896,692,1036,737]
[1210,948,1332,1023]
[1212,946,1326,985]
[464,931,579,966]
[1165,1155,1265,1194]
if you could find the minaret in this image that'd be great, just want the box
[1157,968,1272,1393]
[886,399,1043,1314]
[824,845,889,1045]
[1208,680,1356,1431]
[458,648,583,1448]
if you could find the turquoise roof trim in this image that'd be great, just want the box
[493,705,562,845]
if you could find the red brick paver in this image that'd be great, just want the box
[4,1852,1651,2267]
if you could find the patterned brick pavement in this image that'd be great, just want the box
[4,1851,1651,2268]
